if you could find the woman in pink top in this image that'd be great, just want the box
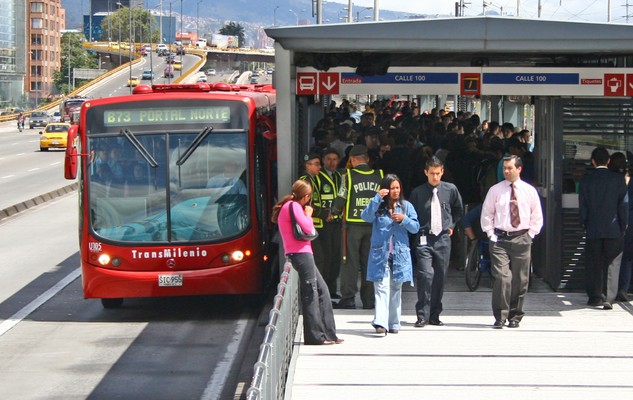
[272,180,343,345]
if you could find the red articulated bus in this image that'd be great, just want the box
[64,82,278,308]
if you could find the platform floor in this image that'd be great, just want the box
[285,269,633,399]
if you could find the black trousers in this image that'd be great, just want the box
[414,233,451,322]
[287,253,338,345]
[585,238,623,302]
[316,221,343,297]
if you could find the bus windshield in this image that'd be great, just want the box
[86,101,250,243]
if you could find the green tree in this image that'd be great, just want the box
[219,22,245,48]
[100,7,159,44]
[54,32,98,95]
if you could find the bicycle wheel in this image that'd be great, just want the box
[465,239,482,291]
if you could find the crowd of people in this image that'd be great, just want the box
[273,97,631,344]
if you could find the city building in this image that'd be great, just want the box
[0,1,27,108]
[27,0,66,108]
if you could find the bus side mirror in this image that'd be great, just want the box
[64,125,79,179]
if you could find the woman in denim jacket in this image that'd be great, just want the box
[361,174,419,335]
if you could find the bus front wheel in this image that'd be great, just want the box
[101,298,124,309]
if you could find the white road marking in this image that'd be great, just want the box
[2,175,16,179]
[27,168,40,172]
[200,312,250,400]
[50,162,61,166]
[0,268,81,337]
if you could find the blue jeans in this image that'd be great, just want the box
[373,265,403,331]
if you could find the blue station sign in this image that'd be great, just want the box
[296,67,633,97]
[483,73,579,85]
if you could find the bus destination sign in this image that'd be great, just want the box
[103,107,231,127]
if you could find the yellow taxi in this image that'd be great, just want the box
[127,76,140,86]
[39,122,71,151]
[173,60,183,71]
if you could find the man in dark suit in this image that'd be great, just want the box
[409,156,463,327]
[579,147,629,309]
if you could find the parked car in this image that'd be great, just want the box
[141,70,154,80]
[49,111,62,123]
[127,76,140,87]
[206,68,216,76]
[39,122,71,151]
[29,111,49,129]
[164,65,174,78]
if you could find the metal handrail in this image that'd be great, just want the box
[246,259,299,400]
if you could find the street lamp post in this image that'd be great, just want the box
[180,0,183,77]
[129,5,133,93]
[289,9,299,25]
[116,2,122,65]
[273,5,280,26]
[67,34,71,92]
[107,0,112,41]
[356,7,372,22]
[195,4,199,39]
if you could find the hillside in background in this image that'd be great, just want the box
[62,0,427,46]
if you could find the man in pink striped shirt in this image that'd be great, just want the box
[481,155,543,329]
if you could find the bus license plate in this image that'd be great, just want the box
[158,274,183,287]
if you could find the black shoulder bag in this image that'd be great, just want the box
[289,202,319,241]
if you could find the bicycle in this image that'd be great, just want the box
[464,237,494,291]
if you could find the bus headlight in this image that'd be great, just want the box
[98,254,111,265]
[231,251,244,262]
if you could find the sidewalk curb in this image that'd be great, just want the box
[0,183,78,221]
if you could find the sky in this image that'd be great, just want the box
[328,0,633,23]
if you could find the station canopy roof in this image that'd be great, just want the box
[265,16,633,71]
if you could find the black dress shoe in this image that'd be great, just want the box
[616,291,630,302]
[493,320,506,329]
[333,300,355,309]
[362,304,375,310]
[587,298,603,307]
[330,293,341,300]
[429,320,444,326]
[603,301,613,310]
[508,320,520,328]
[414,319,428,328]
[388,329,399,334]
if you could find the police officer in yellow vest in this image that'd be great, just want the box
[319,148,345,299]
[300,153,328,282]
[334,144,384,309]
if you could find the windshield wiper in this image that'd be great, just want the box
[176,126,213,166]
[121,128,158,168]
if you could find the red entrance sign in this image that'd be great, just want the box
[604,74,625,96]
[319,73,339,95]
[460,73,481,96]
[296,72,318,95]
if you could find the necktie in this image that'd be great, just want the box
[431,187,442,235]
[510,183,520,228]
